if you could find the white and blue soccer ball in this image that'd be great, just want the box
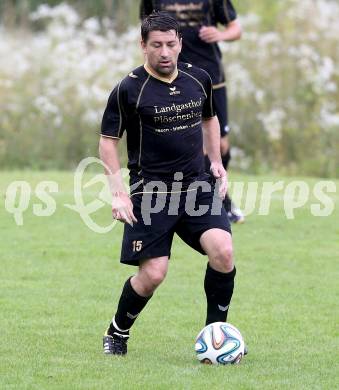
[195,322,245,365]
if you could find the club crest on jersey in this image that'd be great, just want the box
[169,86,180,96]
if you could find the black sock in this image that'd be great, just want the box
[110,277,152,334]
[204,264,236,325]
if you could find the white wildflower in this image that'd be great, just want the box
[83,17,101,33]
[319,104,339,129]
[255,90,265,104]
[226,63,256,99]
[239,13,260,29]
[34,96,59,116]
[257,109,286,141]
[83,109,102,125]
[229,147,251,170]
[30,3,80,27]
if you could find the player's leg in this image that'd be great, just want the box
[199,229,236,325]
[176,185,235,325]
[212,86,244,223]
[220,134,232,211]
[103,192,175,355]
[200,228,248,354]
[104,256,168,355]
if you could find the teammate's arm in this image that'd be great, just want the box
[99,136,137,226]
[203,117,227,199]
[199,19,241,43]
[199,0,241,44]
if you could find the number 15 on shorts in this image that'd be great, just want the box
[132,240,143,252]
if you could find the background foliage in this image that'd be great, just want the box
[0,0,285,30]
[0,0,338,176]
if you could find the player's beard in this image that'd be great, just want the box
[154,60,176,77]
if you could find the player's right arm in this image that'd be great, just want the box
[99,81,137,226]
[99,137,137,226]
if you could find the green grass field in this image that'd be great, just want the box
[1,171,338,390]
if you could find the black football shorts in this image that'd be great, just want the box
[120,177,231,266]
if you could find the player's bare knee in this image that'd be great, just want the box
[211,245,233,272]
[219,243,233,261]
[144,267,167,290]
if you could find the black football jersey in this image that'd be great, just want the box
[101,62,215,184]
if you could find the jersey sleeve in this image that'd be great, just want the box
[202,72,216,119]
[101,81,128,139]
[214,0,237,25]
[139,0,154,20]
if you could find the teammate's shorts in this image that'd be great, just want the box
[213,86,230,137]
[120,176,231,266]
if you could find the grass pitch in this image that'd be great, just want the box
[0,171,338,389]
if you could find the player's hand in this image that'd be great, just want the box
[210,162,228,199]
[199,26,222,43]
[112,192,137,226]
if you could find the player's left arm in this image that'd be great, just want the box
[203,116,227,199]
[199,0,242,43]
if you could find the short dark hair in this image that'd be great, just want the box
[141,11,181,42]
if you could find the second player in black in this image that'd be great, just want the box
[140,0,245,223]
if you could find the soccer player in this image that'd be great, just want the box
[100,12,237,355]
[140,0,244,223]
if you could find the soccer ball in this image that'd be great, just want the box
[195,322,245,365]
